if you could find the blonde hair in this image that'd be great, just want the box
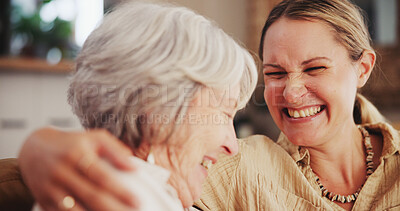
[354,94,386,124]
[68,1,258,149]
[259,0,385,124]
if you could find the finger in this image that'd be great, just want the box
[94,130,136,170]
[53,163,135,211]
[35,182,85,211]
[31,182,57,211]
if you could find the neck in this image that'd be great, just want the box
[306,123,365,184]
[145,144,193,208]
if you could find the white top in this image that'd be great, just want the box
[109,156,185,211]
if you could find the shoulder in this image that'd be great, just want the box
[237,135,296,173]
[238,134,291,156]
[196,135,278,210]
[203,134,295,184]
[197,135,310,210]
[363,124,400,210]
[238,134,280,151]
[205,135,289,178]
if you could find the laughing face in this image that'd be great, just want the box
[152,86,239,208]
[262,18,365,147]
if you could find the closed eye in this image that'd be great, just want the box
[264,71,286,79]
[304,66,326,73]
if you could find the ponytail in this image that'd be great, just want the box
[353,93,386,124]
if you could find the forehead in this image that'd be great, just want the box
[262,18,346,63]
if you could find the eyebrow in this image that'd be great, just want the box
[263,57,332,69]
[301,57,331,65]
[263,63,284,69]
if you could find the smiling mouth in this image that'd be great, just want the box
[283,105,326,118]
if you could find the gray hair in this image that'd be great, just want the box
[68,1,258,149]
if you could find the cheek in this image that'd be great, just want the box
[181,124,224,160]
[337,80,358,111]
[302,79,321,99]
[264,81,285,110]
[340,74,358,94]
[181,135,205,160]
[311,73,357,117]
[323,72,357,100]
[173,128,204,169]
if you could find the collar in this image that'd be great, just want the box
[130,156,171,183]
[276,122,400,165]
[276,133,310,165]
[362,122,400,158]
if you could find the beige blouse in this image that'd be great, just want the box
[195,122,400,210]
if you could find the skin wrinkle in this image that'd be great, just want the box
[283,72,307,105]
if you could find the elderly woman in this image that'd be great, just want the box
[1,1,258,210]
[2,0,399,210]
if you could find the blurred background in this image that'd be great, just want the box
[0,0,399,158]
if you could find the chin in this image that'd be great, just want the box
[287,136,312,146]
[181,199,193,209]
[180,191,201,208]
[190,184,203,204]
[179,179,203,208]
[283,130,319,146]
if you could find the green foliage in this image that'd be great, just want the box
[11,2,76,59]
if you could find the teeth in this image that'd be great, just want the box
[304,109,310,117]
[288,109,294,117]
[287,106,322,118]
[293,110,300,118]
[299,110,306,118]
[201,159,213,170]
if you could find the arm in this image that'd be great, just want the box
[18,127,139,210]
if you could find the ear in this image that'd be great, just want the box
[357,50,376,88]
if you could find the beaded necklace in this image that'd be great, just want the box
[314,126,374,203]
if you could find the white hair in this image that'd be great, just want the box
[68,1,258,148]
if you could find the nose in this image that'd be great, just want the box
[283,75,307,105]
[220,125,239,156]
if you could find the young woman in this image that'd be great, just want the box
[197,0,399,210]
